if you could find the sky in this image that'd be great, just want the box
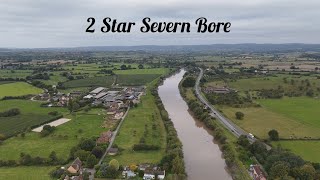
[0,0,319,48]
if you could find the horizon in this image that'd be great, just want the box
[2,43,320,50]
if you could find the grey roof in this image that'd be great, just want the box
[90,87,106,94]
[102,95,116,102]
[95,92,108,99]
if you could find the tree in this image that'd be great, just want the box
[235,111,244,120]
[269,161,289,179]
[237,135,250,148]
[91,146,104,159]
[299,164,316,180]
[138,64,144,69]
[109,159,119,171]
[120,64,127,70]
[74,150,90,161]
[172,156,184,174]
[49,151,58,162]
[79,139,96,151]
[0,134,5,140]
[182,77,196,87]
[86,154,97,168]
[268,129,279,141]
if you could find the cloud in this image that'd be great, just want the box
[0,0,319,48]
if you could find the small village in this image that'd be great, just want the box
[64,157,166,180]
[34,86,168,180]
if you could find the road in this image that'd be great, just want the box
[98,106,130,165]
[88,106,130,180]
[195,68,263,145]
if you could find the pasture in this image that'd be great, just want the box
[116,74,161,86]
[219,100,320,139]
[228,75,320,92]
[0,110,106,161]
[0,70,33,78]
[114,68,169,75]
[105,82,166,165]
[0,100,67,136]
[0,82,43,99]
[258,97,320,130]
[273,140,320,163]
[0,166,55,180]
[63,75,115,88]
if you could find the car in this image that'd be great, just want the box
[247,133,255,139]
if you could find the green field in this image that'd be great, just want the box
[228,75,320,92]
[0,82,43,98]
[0,109,106,161]
[116,74,161,86]
[219,97,320,139]
[63,75,115,88]
[0,166,55,180]
[0,70,33,78]
[114,68,169,75]
[273,141,320,163]
[104,82,166,165]
[0,100,67,136]
[258,97,320,129]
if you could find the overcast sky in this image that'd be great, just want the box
[0,0,319,48]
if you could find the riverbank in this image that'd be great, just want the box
[179,70,251,180]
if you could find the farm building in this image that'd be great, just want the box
[90,87,106,95]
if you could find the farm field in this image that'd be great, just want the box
[0,166,55,180]
[63,75,115,88]
[0,82,43,98]
[0,100,67,136]
[116,74,161,86]
[273,141,320,163]
[0,70,33,78]
[104,81,166,165]
[219,100,320,139]
[40,73,68,85]
[114,68,169,75]
[258,97,320,129]
[0,110,106,161]
[228,75,320,92]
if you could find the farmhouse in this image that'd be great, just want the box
[249,164,267,180]
[67,157,83,174]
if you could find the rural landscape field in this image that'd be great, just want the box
[0,44,320,180]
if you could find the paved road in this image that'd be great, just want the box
[98,106,130,165]
[88,107,130,180]
[195,68,258,144]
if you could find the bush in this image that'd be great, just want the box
[132,144,160,151]
[268,129,279,141]
[0,108,20,117]
[235,111,244,120]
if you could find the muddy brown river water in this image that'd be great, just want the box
[158,69,232,180]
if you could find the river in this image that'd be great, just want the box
[158,69,232,180]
